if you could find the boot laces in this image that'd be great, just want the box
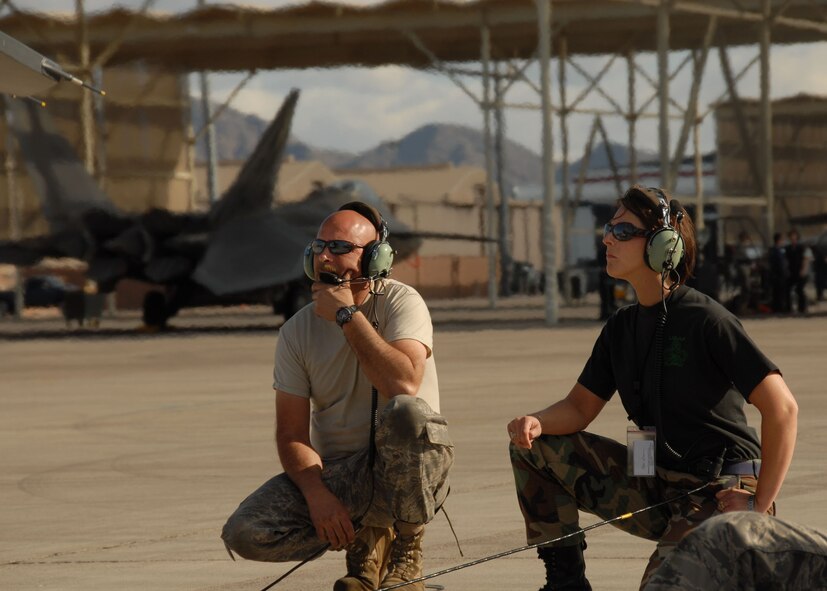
[385,531,422,578]
[345,537,375,574]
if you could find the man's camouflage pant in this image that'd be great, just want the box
[221,395,453,562]
[510,431,763,590]
[644,512,827,590]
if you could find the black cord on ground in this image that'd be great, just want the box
[376,482,711,591]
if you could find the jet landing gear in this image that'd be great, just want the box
[142,290,169,330]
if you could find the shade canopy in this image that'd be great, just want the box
[1,1,824,73]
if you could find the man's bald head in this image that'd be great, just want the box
[317,209,378,245]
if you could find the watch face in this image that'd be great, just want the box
[336,306,353,326]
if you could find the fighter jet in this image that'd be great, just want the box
[0,90,423,327]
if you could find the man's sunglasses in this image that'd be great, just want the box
[603,222,648,242]
[310,239,366,255]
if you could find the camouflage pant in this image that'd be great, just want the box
[644,512,827,590]
[510,431,763,590]
[221,395,453,562]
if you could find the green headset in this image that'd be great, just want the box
[303,201,395,281]
[643,188,685,274]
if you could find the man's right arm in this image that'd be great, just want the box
[275,389,355,549]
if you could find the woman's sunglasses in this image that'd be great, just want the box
[310,238,365,255]
[603,222,648,242]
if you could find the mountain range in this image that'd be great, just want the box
[191,101,657,188]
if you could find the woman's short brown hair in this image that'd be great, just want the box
[618,185,696,284]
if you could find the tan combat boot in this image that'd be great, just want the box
[333,526,394,591]
[378,523,425,591]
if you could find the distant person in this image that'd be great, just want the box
[768,232,790,313]
[786,229,812,314]
[643,512,827,590]
[506,186,798,590]
[222,201,453,591]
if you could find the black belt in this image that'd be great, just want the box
[721,459,761,477]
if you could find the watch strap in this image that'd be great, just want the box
[336,305,359,327]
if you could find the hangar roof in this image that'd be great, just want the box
[1,1,825,72]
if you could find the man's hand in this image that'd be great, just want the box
[507,415,542,449]
[306,486,356,550]
[312,282,355,323]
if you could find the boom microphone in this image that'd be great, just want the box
[318,272,369,286]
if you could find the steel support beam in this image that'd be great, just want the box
[718,43,765,195]
[669,15,717,192]
[558,35,572,302]
[494,64,512,297]
[761,0,774,239]
[536,0,558,325]
[657,0,670,188]
[2,99,22,319]
[627,49,638,184]
[481,20,498,308]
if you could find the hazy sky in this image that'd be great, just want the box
[26,1,827,157]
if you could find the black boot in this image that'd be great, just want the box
[537,541,591,591]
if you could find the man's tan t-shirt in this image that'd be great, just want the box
[274,279,439,460]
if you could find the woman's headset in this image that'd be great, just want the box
[643,188,685,274]
[303,201,395,281]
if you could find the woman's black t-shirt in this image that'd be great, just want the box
[577,285,776,470]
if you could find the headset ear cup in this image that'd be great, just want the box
[646,229,684,273]
[363,241,395,278]
[303,243,315,280]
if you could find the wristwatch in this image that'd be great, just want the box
[335,305,359,327]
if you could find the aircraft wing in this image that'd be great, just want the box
[0,31,60,96]
[192,209,307,295]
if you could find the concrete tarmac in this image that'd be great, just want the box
[1,298,826,590]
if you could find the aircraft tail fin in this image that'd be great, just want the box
[208,89,300,227]
[4,97,118,234]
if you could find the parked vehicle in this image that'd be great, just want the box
[0,275,78,316]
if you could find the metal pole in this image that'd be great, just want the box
[182,76,197,211]
[494,64,512,297]
[536,0,558,325]
[657,0,670,189]
[77,0,95,176]
[760,0,774,240]
[3,100,23,319]
[558,36,572,303]
[198,0,219,205]
[92,66,107,192]
[627,49,638,185]
[481,19,498,308]
[694,104,704,232]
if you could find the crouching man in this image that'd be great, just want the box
[222,202,453,591]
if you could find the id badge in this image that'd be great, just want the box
[627,426,656,477]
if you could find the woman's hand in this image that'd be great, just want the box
[507,415,542,449]
[715,486,756,513]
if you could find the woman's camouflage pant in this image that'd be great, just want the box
[222,395,453,562]
[510,431,761,590]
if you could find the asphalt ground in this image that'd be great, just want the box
[1,296,826,590]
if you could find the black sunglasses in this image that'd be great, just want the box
[310,238,365,255]
[604,222,648,242]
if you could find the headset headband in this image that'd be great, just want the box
[338,201,388,241]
